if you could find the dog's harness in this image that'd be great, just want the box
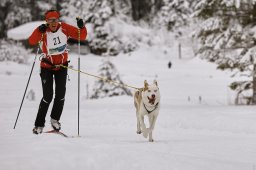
[143,102,159,114]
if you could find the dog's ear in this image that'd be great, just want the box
[153,80,158,86]
[144,80,148,90]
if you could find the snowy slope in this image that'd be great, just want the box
[7,21,44,40]
[1,40,256,170]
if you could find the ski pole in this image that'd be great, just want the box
[77,17,81,136]
[14,34,43,129]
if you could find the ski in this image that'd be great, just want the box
[44,129,69,138]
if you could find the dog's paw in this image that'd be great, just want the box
[136,130,141,134]
[149,139,154,142]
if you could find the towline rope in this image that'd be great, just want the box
[59,64,141,91]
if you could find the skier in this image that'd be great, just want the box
[28,9,87,134]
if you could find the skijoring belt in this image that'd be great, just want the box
[41,58,69,69]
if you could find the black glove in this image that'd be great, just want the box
[76,18,84,29]
[38,24,47,33]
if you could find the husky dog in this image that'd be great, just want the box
[134,80,160,142]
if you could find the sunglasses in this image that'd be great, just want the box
[47,18,59,23]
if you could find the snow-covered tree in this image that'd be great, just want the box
[0,0,14,38]
[153,0,192,32]
[0,40,31,64]
[5,6,32,30]
[0,0,59,38]
[90,59,132,99]
[61,0,136,56]
[130,0,152,21]
[61,0,89,21]
[87,0,116,55]
[192,0,256,104]
[87,0,135,56]
[32,0,60,20]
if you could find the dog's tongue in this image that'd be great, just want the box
[148,96,155,105]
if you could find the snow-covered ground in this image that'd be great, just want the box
[1,42,256,170]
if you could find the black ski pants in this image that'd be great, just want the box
[34,67,67,127]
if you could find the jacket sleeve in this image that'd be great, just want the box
[62,22,87,40]
[28,27,44,46]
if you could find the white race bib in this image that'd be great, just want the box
[46,27,67,55]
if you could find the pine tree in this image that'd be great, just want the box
[86,0,133,56]
[61,0,135,56]
[130,0,152,21]
[87,0,116,55]
[154,0,192,31]
[192,0,256,104]
[5,6,32,30]
[0,39,31,63]
[61,0,89,21]
[32,0,60,20]
[90,59,132,99]
[0,0,58,38]
[0,1,11,37]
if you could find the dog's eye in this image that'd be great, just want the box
[148,90,151,92]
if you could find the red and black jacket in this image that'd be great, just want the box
[28,22,87,70]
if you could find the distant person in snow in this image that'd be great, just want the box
[28,9,87,134]
[168,61,172,69]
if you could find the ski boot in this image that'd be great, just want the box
[32,126,44,134]
[51,118,61,131]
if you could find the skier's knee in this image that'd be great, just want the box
[42,95,53,104]
[56,97,65,103]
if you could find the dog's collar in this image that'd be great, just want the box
[143,102,159,114]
